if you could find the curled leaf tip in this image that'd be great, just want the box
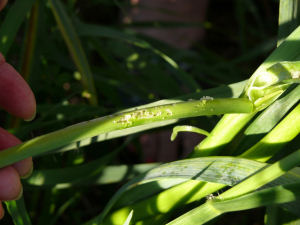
[171,125,210,141]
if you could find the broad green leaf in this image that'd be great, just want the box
[0,0,35,55]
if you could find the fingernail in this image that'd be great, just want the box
[14,186,23,201]
[24,110,36,122]
[21,165,33,179]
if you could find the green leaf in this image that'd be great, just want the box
[167,182,300,225]
[19,1,40,82]
[122,210,133,225]
[14,80,247,152]
[47,193,81,225]
[278,0,300,45]
[54,120,177,153]
[241,103,300,161]
[170,125,210,141]
[0,0,35,55]
[265,206,300,225]
[49,0,98,105]
[168,147,300,224]
[234,85,300,154]
[98,156,300,224]
[140,157,265,186]
[25,162,159,188]
[5,197,32,225]
[0,98,253,168]
[114,179,185,209]
[245,85,300,135]
[192,25,300,157]
[244,61,299,111]
[75,20,199,92]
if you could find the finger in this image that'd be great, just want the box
[0,127,33,177]
[13,158,33,178]
[0,0,7,11]
[0,53,36,120]
[0,202,3,219]
[0,166,22,200]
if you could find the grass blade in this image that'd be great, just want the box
[241,103,300,161]
[136,102,299,224]
[246,85,300,135]
[0,98,253,168]
[19,1,40,82]
[10,0,41,129]
[5,197,32,225]
[170,125,210,141]
[75,20,199,92]
[25,162,159,188]
[99,156,300,224]
[49,0,98,105]
[234,85,300,154]
[278,0,300,45]
[168,182,300,225]
[122,210,133,225]
[192,25,300,157]
[15,80,246,153]
[114,179,185,209]
[222,149,300,201]
[0,0,35,55]
[168,146,300,224]
[48,193,81,225]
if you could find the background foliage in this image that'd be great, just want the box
[0,0,299,225]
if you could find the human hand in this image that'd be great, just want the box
[0,0,36,219]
